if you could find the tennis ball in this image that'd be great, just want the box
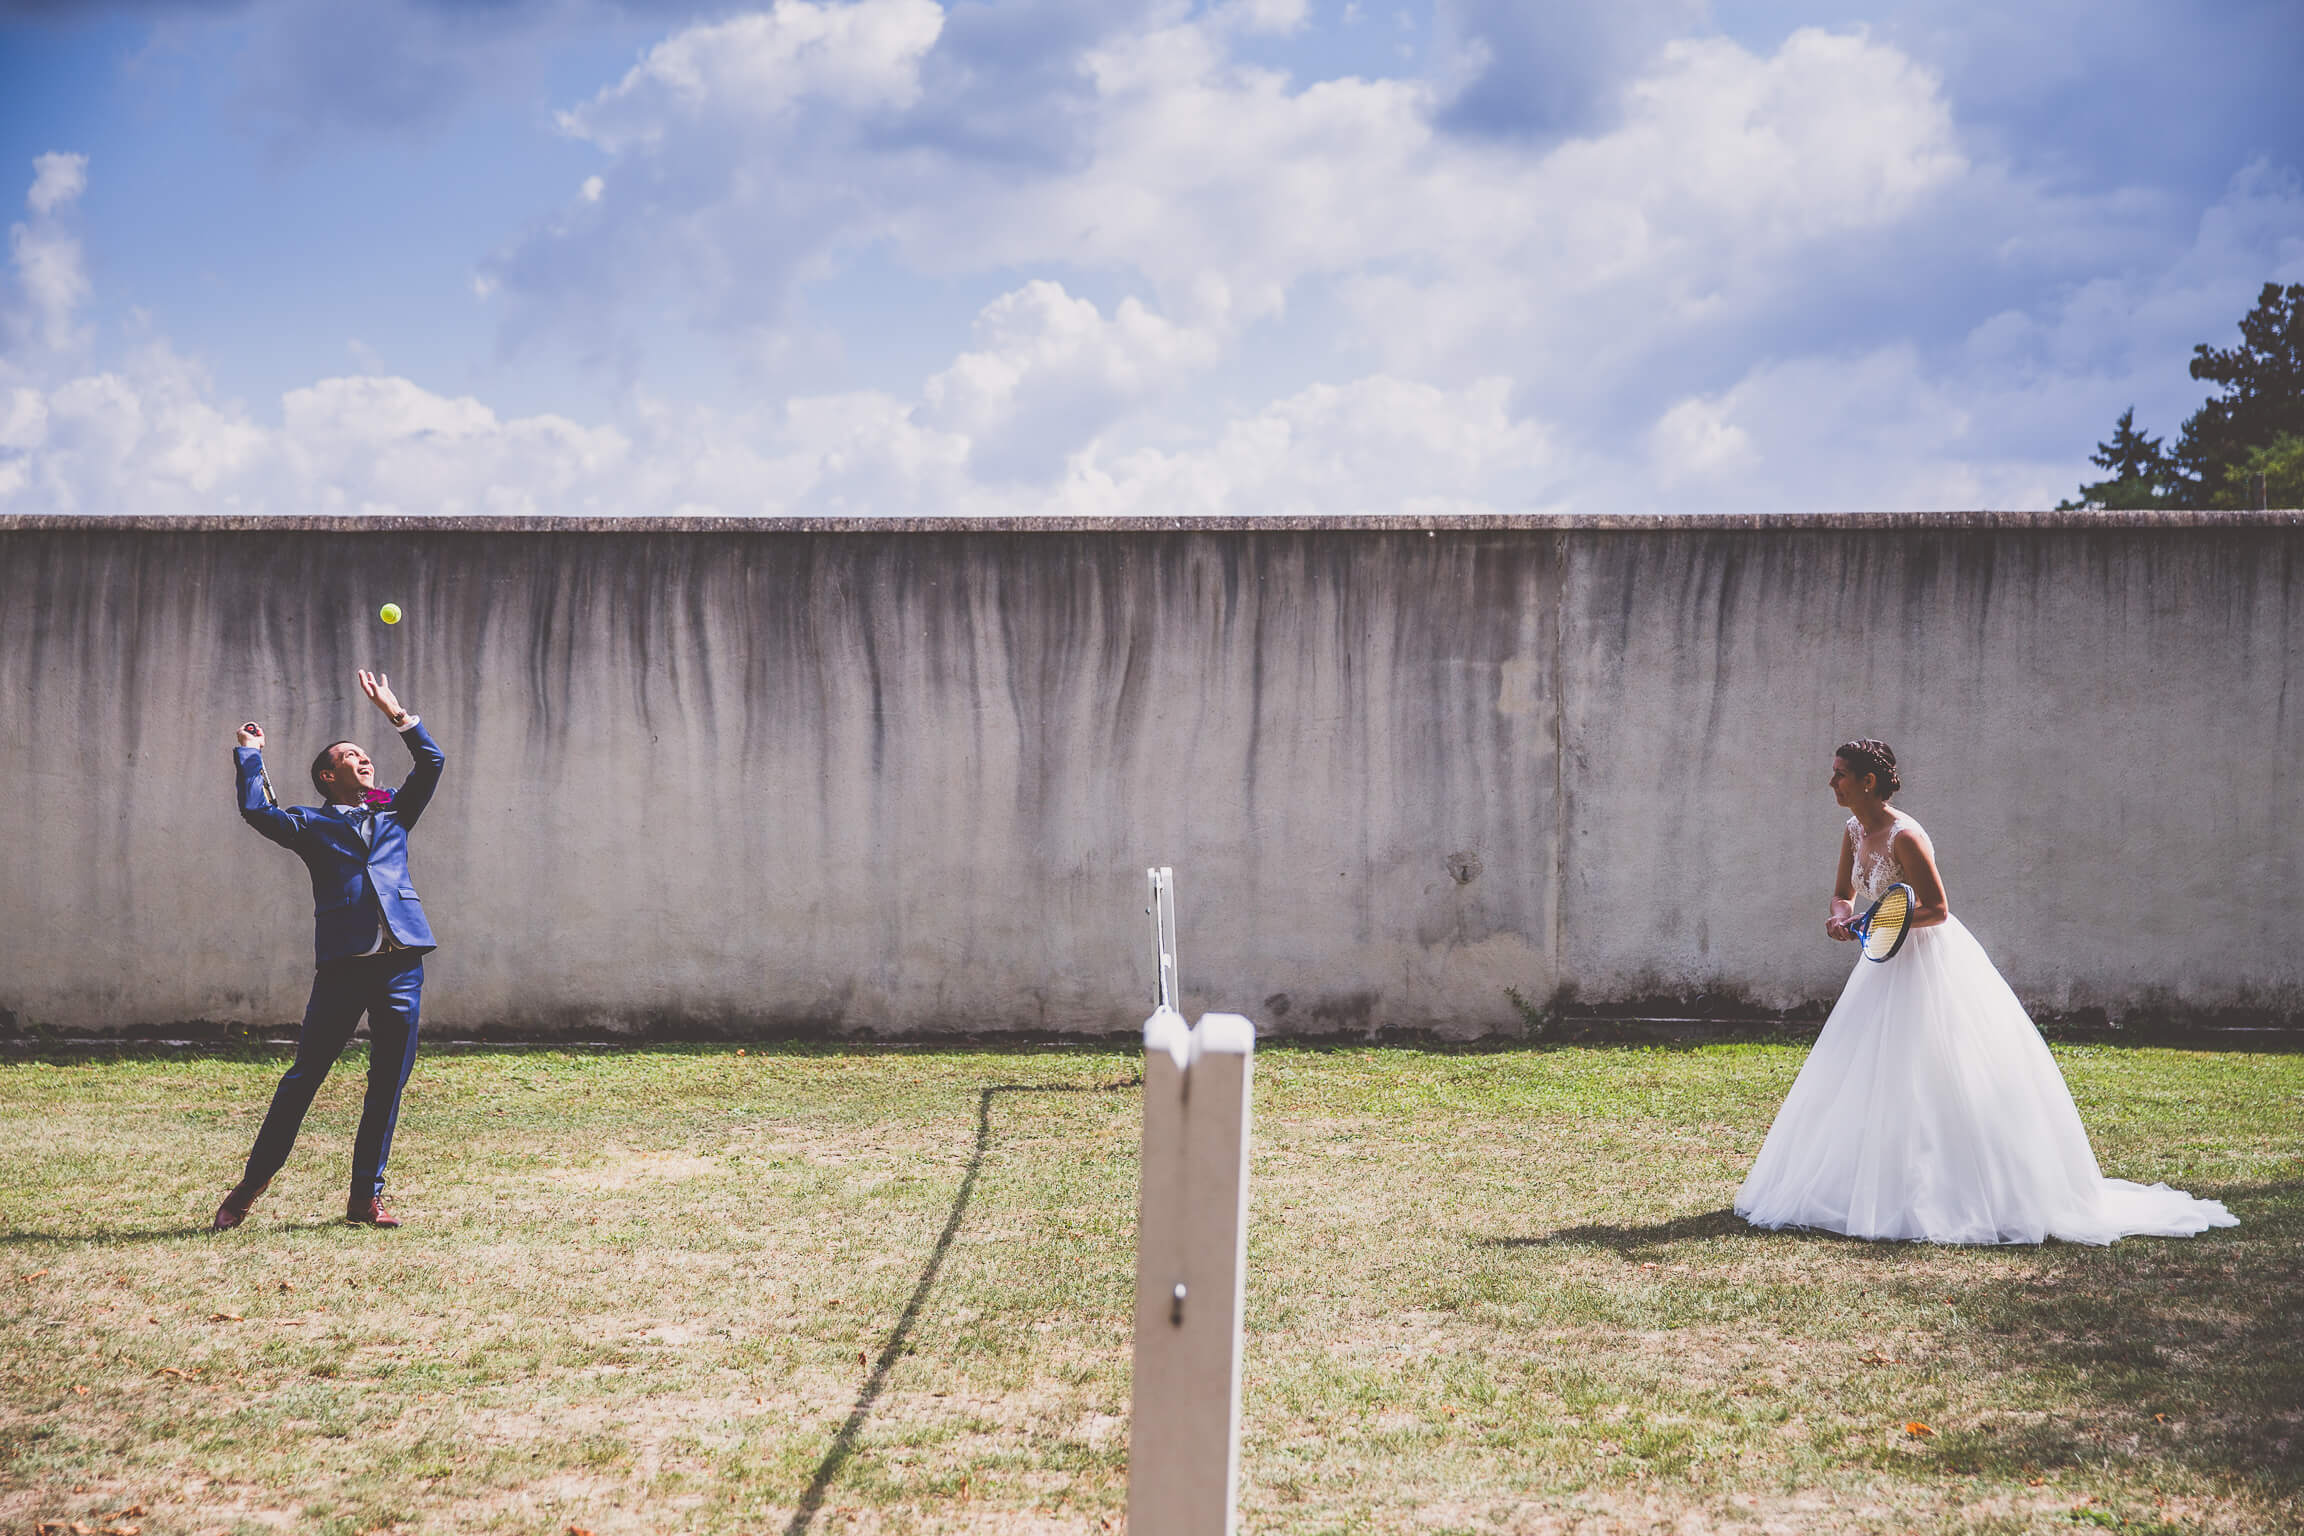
[379,603,402,625]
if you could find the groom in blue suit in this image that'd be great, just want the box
[214,669,445,1231]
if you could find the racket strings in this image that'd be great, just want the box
[1863,886,1910,960]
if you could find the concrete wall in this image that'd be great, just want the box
[2,513,2297,1039]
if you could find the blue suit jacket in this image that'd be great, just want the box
[235,721,445,967]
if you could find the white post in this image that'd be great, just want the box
[1130,1010,1255,1536]
[1147,867,1179,1014]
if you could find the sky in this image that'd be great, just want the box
[1,0,2300,518]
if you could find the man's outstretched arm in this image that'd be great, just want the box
[233,722,302,849]
[362,670,444,827]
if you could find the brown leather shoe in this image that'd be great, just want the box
[345,1196,401,1228]
[212,1178,269,1232]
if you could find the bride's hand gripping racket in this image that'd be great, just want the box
[1847,883,1914,963]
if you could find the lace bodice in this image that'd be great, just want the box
[1849,811,1921,905]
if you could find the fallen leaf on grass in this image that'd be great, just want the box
[857,1349,868,1369]
[567,1526,597,1536]
[277,1281,294,1293]
[73,1385,90,1395]
[103,1524,141,1534]
[209,1312,243,1323]
[21,1268,50,1282]
[1903,1422,1934,1437]
[1859,1351,1902,1366]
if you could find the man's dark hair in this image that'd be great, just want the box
[310,741,358,796]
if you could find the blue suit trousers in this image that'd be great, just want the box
[242,952,425,1201]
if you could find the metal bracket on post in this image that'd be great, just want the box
[1129,1008,1255,1536]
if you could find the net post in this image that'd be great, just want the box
[1147,866,1179,1014]
[1129,1010,1255,1536]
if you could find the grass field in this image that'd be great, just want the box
[1,1041,2297,1536]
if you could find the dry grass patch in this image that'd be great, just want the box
[0,1041,2296,1534]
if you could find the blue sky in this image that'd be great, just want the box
[3,0,2300,516]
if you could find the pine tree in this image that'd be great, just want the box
[2059,407,2180,510]
[2174,281,2304,505]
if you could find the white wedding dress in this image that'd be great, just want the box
[1735,810,2237,1246]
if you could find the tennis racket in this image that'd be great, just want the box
[1848,883,1913,963]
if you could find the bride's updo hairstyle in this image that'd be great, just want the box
[1836,738,1901,800]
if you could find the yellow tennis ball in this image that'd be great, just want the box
[379,603,402,625]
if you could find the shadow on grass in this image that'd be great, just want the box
[1480,1207,2007,1260]
[1477,1206,1758,1254]
[782,1074,1140,1536]
[1480,1181,2303,1499]
[1944,1178,2302,1495]
[0,1223,217,1246]
[2,1215,392,1247]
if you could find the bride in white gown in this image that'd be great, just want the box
[1735,739,2237,1246]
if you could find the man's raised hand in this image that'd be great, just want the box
[237,721,265,749]
[359,669,410,726]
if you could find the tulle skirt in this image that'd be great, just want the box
[1735,917,2237,1245]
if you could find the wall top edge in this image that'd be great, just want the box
[2,510,2301,535]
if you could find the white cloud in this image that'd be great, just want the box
[0,386,46,451]
[482,4,1994,485]
[4,342,264,513]
[1432,0,1708,141]
[27,153,88,217]
[9,153,93,353]
[923,280,1224,480]
[0,335,1546,521]
[0,294,981,518]
[484,0,954,357]
[1056,374,1552,518]
[1321,28,1968,391]
[1618,161,2304,512]
[558,0,946,153]
[1208,0,1312,38]
[1650,396,1757,488]
[508,14,1966,350]
[8,7,2303,521]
